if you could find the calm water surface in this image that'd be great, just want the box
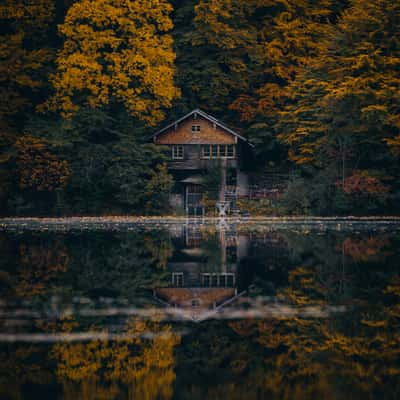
[1,221,400,399]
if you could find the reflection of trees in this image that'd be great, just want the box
[227,265,400,399]
[173,239,400,399]
[41,231,174,303]
[0,234,70,300]
[0,318,180,400]
[143,232,174,269]
[200,234,224,272]
[2,229,400,399]
[2,230,176,304]
[52,318,180,400]
[340,236,390,263]
[0,345,54,400]
[250,231,395,304]
[15,240,69,297]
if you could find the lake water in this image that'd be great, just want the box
[1,220,400,399]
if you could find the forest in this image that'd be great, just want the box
[1,0,399,216]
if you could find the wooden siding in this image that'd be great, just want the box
[155,287,236,308]
[168,159,238,170]
[155,116,236,145]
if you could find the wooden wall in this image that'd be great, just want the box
[155,116,236,145]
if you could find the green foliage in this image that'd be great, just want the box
[144,164,174,214]
[201,161,222,201]
[6,108,171,214]
[1,0,399,216]
[280,177,312,215]
[236,198,275,215]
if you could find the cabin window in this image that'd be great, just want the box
[191,299,200,308]
[201,145,211,158]
[202,274,211,286]
[227,144,235,158]
[172,145,184,159]
[200,145,235,159]
[226,274,235,287]
[192,124,201,133]
[172,272,184,286]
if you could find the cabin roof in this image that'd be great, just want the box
[150,108,254,147]
[154,287,245,322]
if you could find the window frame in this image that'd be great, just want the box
[172,272,184,287]
[212,144,218,158]
[200,144,236,159]
[201,145,211,159]
[227,144,235,158]
[172,145,184,160]
[191,124,201,133]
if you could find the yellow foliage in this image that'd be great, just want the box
[195,0,335,122]
[278,0,400,165]
[44,0,180,125]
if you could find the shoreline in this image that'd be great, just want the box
[1,215,400,222]
[1,215,400,232]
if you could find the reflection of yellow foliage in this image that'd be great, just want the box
[15,241,69,297]
[341,236,390,262]
[281,266,326,306]
[360,319,387,328]
[0,345,53,400]
[229,270,400,397]
[144,235,174,269]
[52,318,180,400]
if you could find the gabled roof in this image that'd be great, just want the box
[150,108,254,146]
[153,287,247,322]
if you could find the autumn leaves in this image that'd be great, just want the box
[45,0,180,125]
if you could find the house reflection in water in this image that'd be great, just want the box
[154,225,249,321]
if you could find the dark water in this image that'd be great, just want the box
[1,222,400,399]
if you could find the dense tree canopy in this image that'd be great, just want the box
[0,0,399,215]
[44,0,180,125]
[278,0,400,166]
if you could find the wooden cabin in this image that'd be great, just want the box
[153,225,249,321]
[150,109,253,215]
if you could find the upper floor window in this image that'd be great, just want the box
[192,124,201,133]
[172,272,184,287]
[201,144,235,159]
[191,299,200,308]
[172,145,184,159]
